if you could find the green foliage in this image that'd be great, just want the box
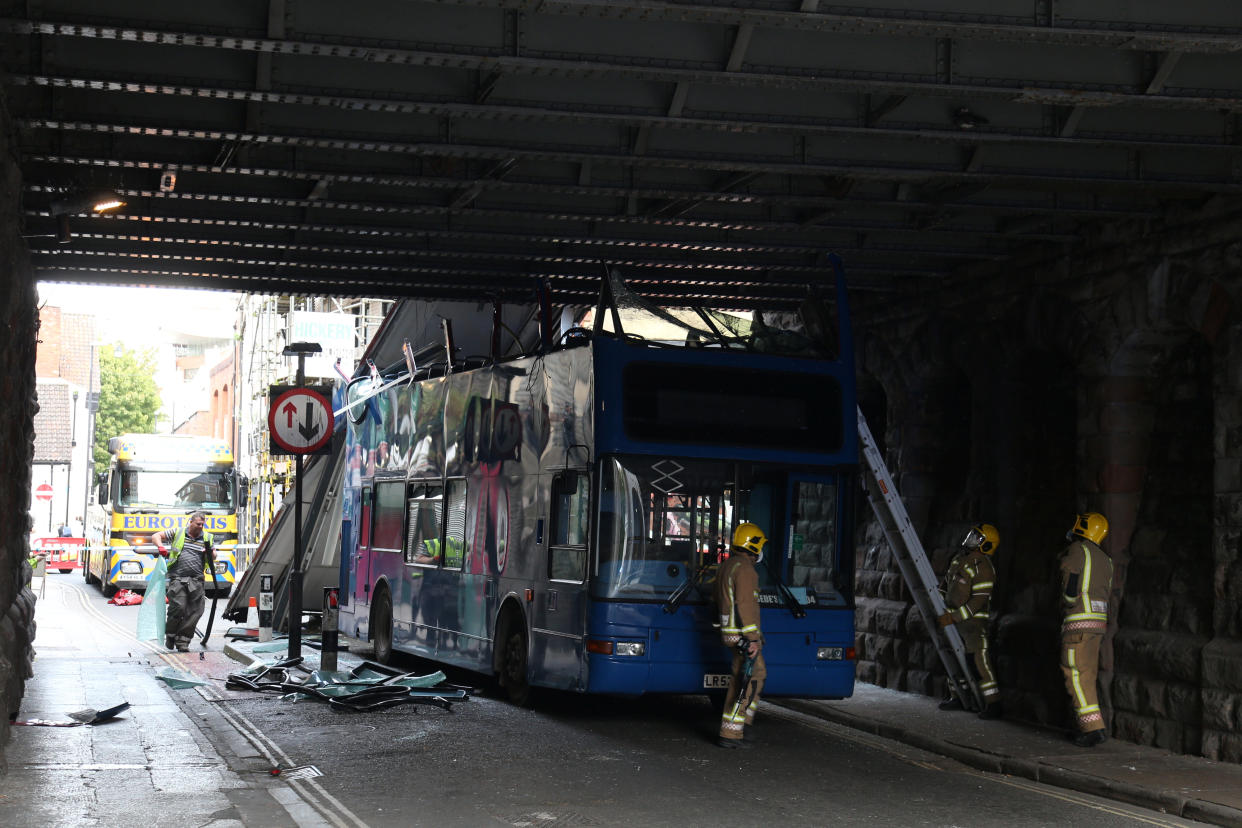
[93,343,161,474]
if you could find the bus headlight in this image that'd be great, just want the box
[585,640,646,657]
[214,562,228,574]
[817,647,856,660]
[119,561,143,575]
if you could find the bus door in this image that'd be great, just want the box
[351,486,373,609]
[533,470,590,689]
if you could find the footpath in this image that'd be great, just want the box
[783,686,1242,828]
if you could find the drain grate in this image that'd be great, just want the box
[278,764,324,781]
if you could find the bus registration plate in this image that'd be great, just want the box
[703,674,732,689]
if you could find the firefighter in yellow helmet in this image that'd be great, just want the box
[715,522,768,748]
[1059,511,1112,747]
[936,523,1002,718]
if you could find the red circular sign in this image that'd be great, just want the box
[268,387,333,454]
[35,483,54,502]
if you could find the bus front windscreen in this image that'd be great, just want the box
[593,456,741,601]
[119,469,234,509]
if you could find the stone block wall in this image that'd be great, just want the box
[850,206,1242,762]
[0,91,39,772]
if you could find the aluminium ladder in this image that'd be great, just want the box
[856,408,986,712]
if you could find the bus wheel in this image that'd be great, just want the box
[497,616,531,706]
[371,590,393,665]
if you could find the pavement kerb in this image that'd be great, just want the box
[775,699,1242,828]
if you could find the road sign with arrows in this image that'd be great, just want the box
[268,385,334,456]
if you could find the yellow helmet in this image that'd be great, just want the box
[1070,512,1109,545]
[963,523,999,555]
[732,522,768,559]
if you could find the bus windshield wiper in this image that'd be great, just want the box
[768,564,807,619]
[662,576,694,614]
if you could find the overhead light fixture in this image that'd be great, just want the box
[48,188,127,245]
[50,188,127,217]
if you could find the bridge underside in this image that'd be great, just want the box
[3,1,1242,309]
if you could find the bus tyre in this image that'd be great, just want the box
[497,614,531,707]
[371,590,393,665]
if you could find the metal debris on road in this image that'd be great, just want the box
[225,659,471,712]
[67,702,131,724]
[271,764,324,781]
[154,667,210,689]
[14,701,131,727]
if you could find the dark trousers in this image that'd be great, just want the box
[166,576,205,648]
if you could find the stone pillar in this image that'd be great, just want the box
[1087,374,1155,723]
[1203,318,1242,761]
[0,92,40,772]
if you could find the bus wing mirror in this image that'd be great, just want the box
[97,472,109,505]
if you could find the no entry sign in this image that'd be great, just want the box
[34,483,54,502]
[268,385,334,456]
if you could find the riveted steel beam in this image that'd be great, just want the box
[459,0,1242,55]
[22,117,1242,199]
[24,153,1158,222]
[15,74,1242,156]
[23,181,1081,243]
[35,211,1032,260]
[5,21,1242,112]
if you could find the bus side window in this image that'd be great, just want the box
[549,471,588,582]
[443,479,466,570]
[405,483,444,566]
[373,481,405,552]
[360,487,372,547]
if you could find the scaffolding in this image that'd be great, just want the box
[234,295,392,549]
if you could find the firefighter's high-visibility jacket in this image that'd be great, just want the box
[716,548,761,648]
[1059,538,1112,633]
[940,548,994,632]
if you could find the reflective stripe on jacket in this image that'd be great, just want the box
[940,548,994,625]
[1060,539,1112,632]
[716,548,761,647]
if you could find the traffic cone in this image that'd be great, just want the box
[246,596,258,630]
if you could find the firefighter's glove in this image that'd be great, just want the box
[937,612,955,628]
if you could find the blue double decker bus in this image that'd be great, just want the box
[338,266,857,704]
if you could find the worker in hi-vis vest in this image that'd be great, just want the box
[1058,511,1112,748]
[715,522,767,749]
[936,523,1002,719]
[151,510,215,652]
